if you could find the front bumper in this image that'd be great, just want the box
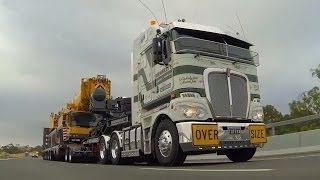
[176,121,266,153]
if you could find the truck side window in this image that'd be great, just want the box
[145,48,154,67]
[163,38,171,64]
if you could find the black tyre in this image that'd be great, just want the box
[64,149,69,162]
[43,152,47,160]
[109,134,122,165]
[49,151,53,161]
[99,137,111,164]
[145,155,158,166]
[226,148,256,162]
[51,152,56,161]
[68,150,76,163]
[154,119,186,166]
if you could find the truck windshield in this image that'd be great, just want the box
[70,112,96,128]
[172,28,258,63]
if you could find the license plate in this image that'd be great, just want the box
[249,125,267,144]
[228,129,241,134]
[192,124,219,146]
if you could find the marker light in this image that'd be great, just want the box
[150,20,156,25]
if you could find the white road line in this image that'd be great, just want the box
[140,168,274,172]
[0,159,8,161]
[256,154,320,161]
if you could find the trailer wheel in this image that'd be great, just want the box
[99,138,111,164]
[154,119,186,166]
[43,152,47,160]
[68,150,75,163]
[109,134,122,165]
[65,149,69,162]
[226,148,256,162]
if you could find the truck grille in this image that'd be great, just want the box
[207,71,248,118]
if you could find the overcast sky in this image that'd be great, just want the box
[0,0,319,146]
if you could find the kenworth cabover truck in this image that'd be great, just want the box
[43,21,266,166]
[42,75,111,162]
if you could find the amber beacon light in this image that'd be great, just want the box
[150,20,156,25]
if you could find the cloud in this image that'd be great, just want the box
[0,0,319,145]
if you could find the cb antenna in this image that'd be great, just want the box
[236,13,246,38]
[138,0,160,26]
[225,24,240,36]
[161,0,168,24]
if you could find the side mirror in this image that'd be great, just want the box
[153,38,163,64]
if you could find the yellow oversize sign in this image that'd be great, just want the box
[249,125,267,144]
[192,124,219,146]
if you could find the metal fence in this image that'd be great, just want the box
[266,114,320,136]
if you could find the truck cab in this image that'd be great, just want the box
[129,21,266,165]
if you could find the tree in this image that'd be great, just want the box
[263,105,283,123]
[289,86,320,118]
[2,143,19,154]
[311,64,320,79]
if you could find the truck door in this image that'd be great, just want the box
[152,39,173,101]
[138,46,154,106]
[138,38,173,109]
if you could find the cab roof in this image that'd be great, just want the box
[161,21,253,46]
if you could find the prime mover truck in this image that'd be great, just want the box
[43,20,267,166]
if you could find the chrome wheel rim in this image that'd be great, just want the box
[158,130,173,158]
[100,140,106,159]
[111,139,118,159]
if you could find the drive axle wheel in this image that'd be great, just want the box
[109,134,122,165]
[99,138,111,164]
[154,119,186,166]
[226,148,256,162]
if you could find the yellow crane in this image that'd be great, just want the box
[43,75,111,161]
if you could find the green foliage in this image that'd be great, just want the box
[263,105,283,123]
[272,88,320,135]
[2,144,19,154]
[0,144,43,154]
[311,64,320,79]
[289,86,320,117]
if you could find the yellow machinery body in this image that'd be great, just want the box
[47,75,111,146]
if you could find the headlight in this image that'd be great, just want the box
[183,107,197,118]
[178,105,208,119]
[252,109,264,121]
[196,108,206,118]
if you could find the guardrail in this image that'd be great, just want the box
[266,114,320,136]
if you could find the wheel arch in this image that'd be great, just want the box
[99,135,111,150]
[110,131,123,148]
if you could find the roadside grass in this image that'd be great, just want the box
[0,153,24,159]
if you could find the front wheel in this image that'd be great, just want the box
[226,148,256,162]
[154,119,186,166]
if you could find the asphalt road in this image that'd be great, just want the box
[1,153,320,180]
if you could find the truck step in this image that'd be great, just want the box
[121,149,140,158]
